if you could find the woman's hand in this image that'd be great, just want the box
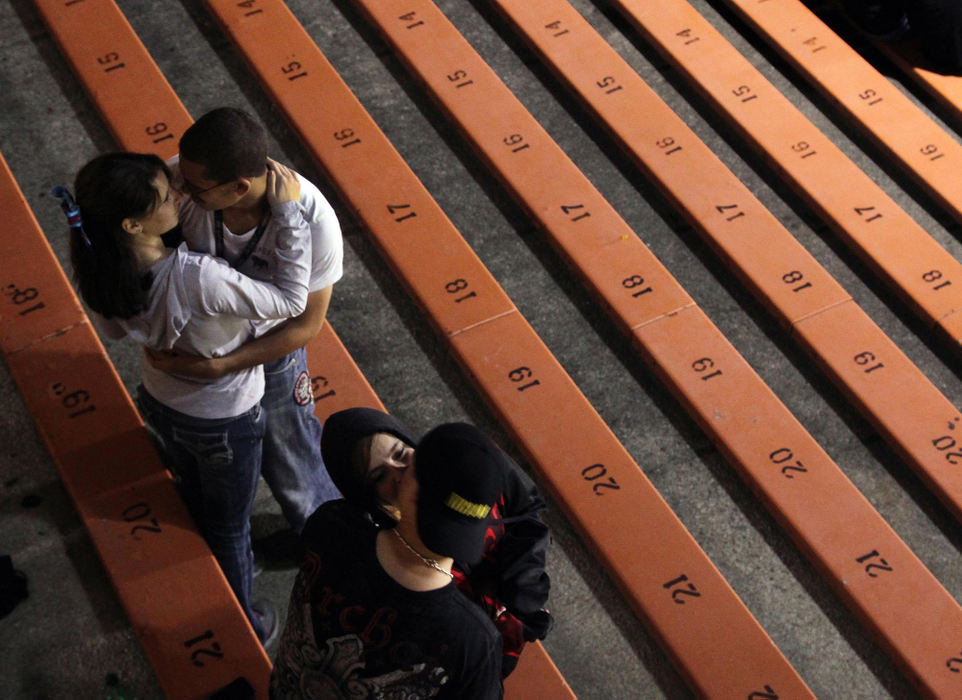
[265,158,301,207]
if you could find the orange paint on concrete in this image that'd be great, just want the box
[722,0,962,226]
[491,0,962,582]
[26,0,568,694]
[32,0,192,159]
[333,0,962,693]
[199,0,812,691]
[609,0,962,345]
[0,156,86,353]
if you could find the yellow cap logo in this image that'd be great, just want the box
[444,492,491,519]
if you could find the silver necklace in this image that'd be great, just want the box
[391,528,453,580]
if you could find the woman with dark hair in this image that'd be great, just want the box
[60,151,313,646]
[317,407,552,677]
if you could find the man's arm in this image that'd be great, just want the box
[146,286,332,379]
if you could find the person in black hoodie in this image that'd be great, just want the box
[319,407,552,677]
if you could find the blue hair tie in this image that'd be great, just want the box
[50,185,92,248]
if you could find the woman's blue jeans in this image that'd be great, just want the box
[136,386,265,641]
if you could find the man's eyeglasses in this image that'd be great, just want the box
[173,173,232,196]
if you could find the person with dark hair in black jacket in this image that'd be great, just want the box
[318,408,552,677]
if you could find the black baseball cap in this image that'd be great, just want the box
[414,423,502,565]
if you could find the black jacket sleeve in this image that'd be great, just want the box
[476,457,552,640]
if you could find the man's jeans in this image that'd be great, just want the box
[136,386,265,641]
[261,347,340,532]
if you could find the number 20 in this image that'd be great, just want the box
[582,463,620,495]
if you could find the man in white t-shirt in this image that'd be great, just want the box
[151,107,343,535]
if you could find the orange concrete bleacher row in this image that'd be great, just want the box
[23,0,962,695]
[720,0,962,230]
[28,0,570,695]
[0,151,271,698]
[197,4,952,696]
[201,0,818,695]
[875,38,962,135]
[607,0,962,347]
[477,1,962,528]
[478,0,962,546]
[336,0,962,694]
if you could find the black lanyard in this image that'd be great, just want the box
[213,209,270,271]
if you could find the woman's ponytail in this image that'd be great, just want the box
[64,153,168,319]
